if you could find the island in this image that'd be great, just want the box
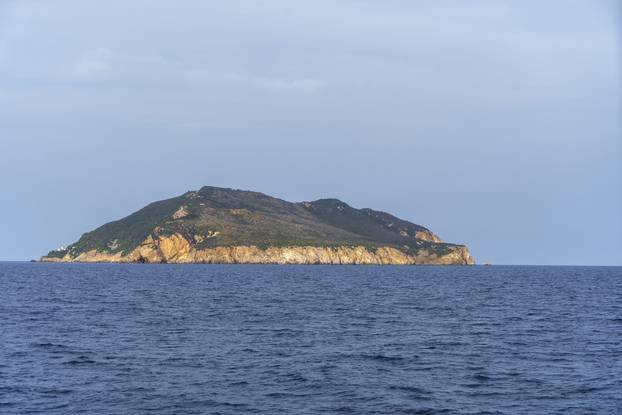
[41,186,475,265]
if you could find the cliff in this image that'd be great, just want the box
[41,186,475,265]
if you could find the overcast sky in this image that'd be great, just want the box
[1,0,620,264]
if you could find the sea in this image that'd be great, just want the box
[1,263,621,414]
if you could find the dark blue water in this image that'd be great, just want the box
[1,263,621,414]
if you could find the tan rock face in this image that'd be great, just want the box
[72,250,125,263]
[171,206,189,220]
[414,230,443,243]
[411,246,475,265]
[41,233,475,265]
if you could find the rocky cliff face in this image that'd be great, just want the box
[42,233,475,265]
[41,186,475,265]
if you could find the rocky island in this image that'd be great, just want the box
[41,186,474,265]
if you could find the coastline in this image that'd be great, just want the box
[41,239,475,265]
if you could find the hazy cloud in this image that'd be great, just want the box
[184,70,324,94]
[68,48,113,79]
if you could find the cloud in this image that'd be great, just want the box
[254,77,325,94]
[58,47,325,94]
[183,70,325,94]
[68,48,113,79]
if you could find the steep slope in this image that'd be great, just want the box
[300,199,442,243]
[42,186,474,265]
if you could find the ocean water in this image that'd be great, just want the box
[1,263,621,414]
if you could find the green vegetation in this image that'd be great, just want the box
[45,249,68,259]
[44,186,466,259]
[64,193,188,256]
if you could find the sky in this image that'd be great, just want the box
[0,0,620,265]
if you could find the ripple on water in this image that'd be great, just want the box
[0,263,621,415]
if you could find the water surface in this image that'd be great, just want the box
[1,263,621,414]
